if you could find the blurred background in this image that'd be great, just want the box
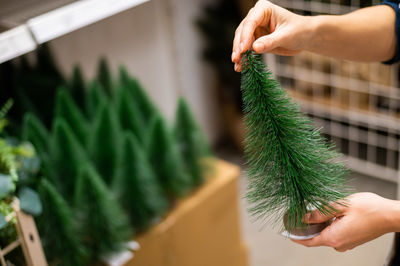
[0,0,397,265]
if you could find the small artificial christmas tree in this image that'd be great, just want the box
[54,89,89,146]
[119,67,158,125]
[37,179,87,266]
[116,87,146,143]
[49,117,88,199]
[35,44,64,82]
[22,44,65,128]
[113,132,168,231]
[240,51,348,231]
[85,80,108,120]
[174,98,212,186]
[118,66,131,87]
[68,65,86,111]
[0,44,64,132]
[88,103,121,185]
[22,113,49,157]
[97,58,113,95]
[147,115,191,198]
[74,162,132,262]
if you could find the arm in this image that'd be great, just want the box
[232,1,396,71]
[293,193,400,252]
[310,6,396,62]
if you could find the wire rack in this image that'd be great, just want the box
[267,0,400,193]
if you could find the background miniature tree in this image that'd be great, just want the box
[74,162,132,262]
[22,113,49,158]
[68,65,86,110]
[240,51,349,231]
[113,132,168,231]
[35,44,65,82]
[19,44,65,128]
[48,118,88,199]
[115,87,146,143]
[174,98,212,186]
[88,103,121,185]
[97,58,113,96]
[119,67,158,126]
[54,89,89,146]
[37,179,87,266]
[85,80,108,120]
[147,115,191,197]
[1,45,65,130]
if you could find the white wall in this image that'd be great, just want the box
[49,0,221,143]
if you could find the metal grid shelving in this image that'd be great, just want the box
[268,0,400,189]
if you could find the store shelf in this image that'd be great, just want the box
[344,155,398,183]
[278,63,400,100]
[0,0,149,64]
[289,89,400,132]
[0,25,36,63]
[27,0,149,44]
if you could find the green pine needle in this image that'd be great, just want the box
[241,51,349,231]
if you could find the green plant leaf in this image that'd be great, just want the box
[0,174,13,199]
[0,213,7,229]
[19,187,42,216]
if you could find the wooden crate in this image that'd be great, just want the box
[126,160,248,266]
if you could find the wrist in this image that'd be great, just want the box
[303,15,325,52]
[384,199,400,233]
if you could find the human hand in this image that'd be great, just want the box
[292,192,400,252]
[232,0,314,71]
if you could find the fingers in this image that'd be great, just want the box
[304,201,348,224]
[304,210,336,224]
[239,5,271,54]
[291,231,328,247]
[232,22,244,63]
[232,1,272,63]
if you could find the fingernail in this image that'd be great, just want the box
[231,52,236,61]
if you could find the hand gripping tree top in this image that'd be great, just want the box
[241,51,349,231]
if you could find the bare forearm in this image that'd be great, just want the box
[307,5,396,62]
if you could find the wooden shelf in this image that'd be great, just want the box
[0,0,149,64]
[0,25,36,63]
[126,159,248,266]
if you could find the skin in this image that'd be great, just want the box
[232,0,396,71]
[293,193,400,252]
[231,0,400,251]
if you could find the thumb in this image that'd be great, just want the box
[252,31,284,53]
